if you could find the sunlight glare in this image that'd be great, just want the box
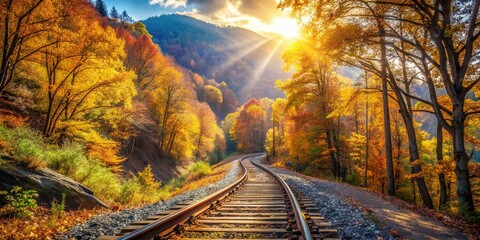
[218,39,269,71]
[269,18,300,39]
[240,38,285,97]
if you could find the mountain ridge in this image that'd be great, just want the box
[142,14,289,104]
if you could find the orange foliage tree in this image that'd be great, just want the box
[229,98,269,153]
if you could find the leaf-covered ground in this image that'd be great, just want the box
[0,207,107,239]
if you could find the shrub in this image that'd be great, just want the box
[0,186,38,218]
[346,172,362,186]
[396,183,415,203]
[302,166,315,176]
[50,193,66,219]
[188,161,212,180]
[0,126,123,204]
[138,165,161,190]
[116,178,141,205]
[0,125,46,169]
[79,163,121,201]
[458,204,480,223]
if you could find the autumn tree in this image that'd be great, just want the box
[265,98,288,158]
[28,0,136,166]
[0,0,58,95]
[278,39,344,177]
[194,102,222,160]
[230,99,268,153]
[144,67,191,157]
[222,111,239,153]
[117,28,168,93]
[204,85,223,111]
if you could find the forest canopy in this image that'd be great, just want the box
[261,0,480,216]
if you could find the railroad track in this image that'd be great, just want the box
[98,155,338,240]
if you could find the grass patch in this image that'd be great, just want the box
[171,161,233,196]
[187,161,212,181]
[0,126,45,170]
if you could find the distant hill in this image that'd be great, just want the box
[142,14,289,103]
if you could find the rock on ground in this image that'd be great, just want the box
[0,163,108,210]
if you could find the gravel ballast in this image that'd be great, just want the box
[65,160,240,239]
[253,157,394,240]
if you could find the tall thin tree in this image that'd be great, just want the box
[110,6,119,19]
[95,0,108,17]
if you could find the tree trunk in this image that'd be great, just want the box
[378,19,395,196]
[364,74,369,187]
[452,106,474,212]
[437,123,449,209]
[272,111,276,157]
[158,90,172,155]
[326,124,339,177]
[383,21,434,207]
[407,123,434,208]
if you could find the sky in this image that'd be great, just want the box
[102,0,299,37]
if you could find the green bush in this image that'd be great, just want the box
[50,193,65,218]
[188,161,212,180]
[0,186,38,218]
[80,163,121,200]
[302,166,315,176]
[0,126,122,204]
[396,184,415,203]
[458,204,480,223]
[116,178,141,205]
[346,172,361,186]
[116,166,164,205]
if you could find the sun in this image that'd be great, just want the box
[269,18,301,39]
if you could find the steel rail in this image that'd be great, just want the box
[251,155,313,240]
[117,155,257,240]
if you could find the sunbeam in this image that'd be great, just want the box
[215,37,262,53]
[217,38,270,72]
[239,37,285,98]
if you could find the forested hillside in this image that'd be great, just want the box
[0,0,225,207]
[142,15,289,104]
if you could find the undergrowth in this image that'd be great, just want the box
[0,125,160,206]
[0,125,221,207]
[0,186,38,218]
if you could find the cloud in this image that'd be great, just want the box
[187,0,228,15]
[151,0,290,32]
[237,0,278,23]
[149,0,187,8]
